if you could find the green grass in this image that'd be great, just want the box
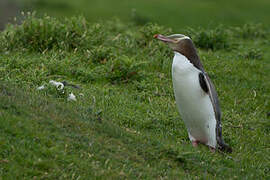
[0,14,270,179]
[20,0,270,30]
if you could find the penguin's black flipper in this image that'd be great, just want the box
[199,72,209,93]
[199,72,233,153]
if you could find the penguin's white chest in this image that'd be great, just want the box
[172,52,216,147]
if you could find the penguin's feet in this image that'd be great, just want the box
[192,140,199,147]
[209,146,216,153]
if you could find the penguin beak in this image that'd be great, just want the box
[154,34,176,43]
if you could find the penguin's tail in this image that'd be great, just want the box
[218,140,232,153]
[216,124,232,153]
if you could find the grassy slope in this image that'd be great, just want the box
[0,83,190,179]
[21,0,270,29]
[0,15,269,179]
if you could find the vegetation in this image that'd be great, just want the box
[0,13,269,179]
[20,0,270,30]
[185,26,230,50]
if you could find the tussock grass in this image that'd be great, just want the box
[0,15,269,179]
[238,48,263,60]
[233,23,268,39]
[186,26,231,50]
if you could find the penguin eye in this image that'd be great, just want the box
[174,39,181,43]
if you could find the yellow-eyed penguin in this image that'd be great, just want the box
[154,34,232,153]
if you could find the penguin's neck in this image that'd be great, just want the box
[172,51,198,73]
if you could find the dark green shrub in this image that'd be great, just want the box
[107,55,144,83]
[140,23,172,43]
[238,48,263,60]
[72,68,96,83]
[234,23,267,39]
[186,26,230,50]
[89,46,114,64]
[1,13,91,52]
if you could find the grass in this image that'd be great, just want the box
[19,0,270,30]
[0,14,270,179]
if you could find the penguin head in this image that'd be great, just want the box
[154,34,197,57]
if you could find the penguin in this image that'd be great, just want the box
[154,34,232,153]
